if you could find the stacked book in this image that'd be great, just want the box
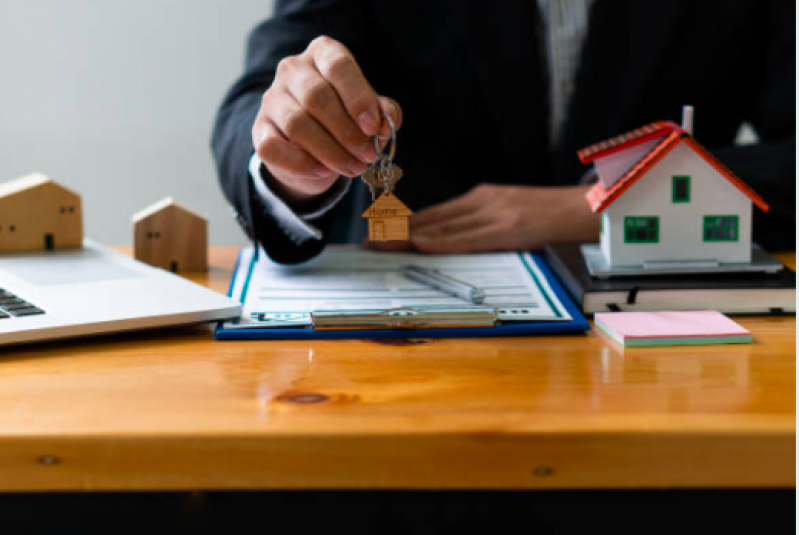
[544,243,795,315]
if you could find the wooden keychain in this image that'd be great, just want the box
[361,114,413,242]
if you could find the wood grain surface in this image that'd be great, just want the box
[0,248,794,491]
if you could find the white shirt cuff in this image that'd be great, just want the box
[249,154,351,245]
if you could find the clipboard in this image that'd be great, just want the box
[214,249,590,340]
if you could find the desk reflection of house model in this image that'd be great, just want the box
[362,192,413,242]
[0,174,83,253]
[579,106,779,277]
[133,198,207,272]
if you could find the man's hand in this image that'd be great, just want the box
[252,36,402,210]
[409,184,600,254]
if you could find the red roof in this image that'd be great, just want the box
[584,131,769,213]
[578,121,682,163]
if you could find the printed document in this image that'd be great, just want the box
[225,246,571,328]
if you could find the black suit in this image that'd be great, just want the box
[212,0,795,264]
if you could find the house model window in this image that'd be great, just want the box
[624,216,659,243]
[704,215,739,242]
[672,175,690,203]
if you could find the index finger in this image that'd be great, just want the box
[411,192,483,230]
[308,36,381,137]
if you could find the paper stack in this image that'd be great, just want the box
[595,310,752,347]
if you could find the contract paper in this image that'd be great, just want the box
[224,246,571,328]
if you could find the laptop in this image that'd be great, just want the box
[0,240,241,346]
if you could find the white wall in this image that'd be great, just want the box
[0,0,275,245]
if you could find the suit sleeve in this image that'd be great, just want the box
[211,0,370,264]
[712,0,795,251]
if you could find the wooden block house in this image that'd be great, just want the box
[133,198,207,272]
[0,173,83,253]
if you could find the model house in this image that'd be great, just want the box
[0,173,83,253]
[362,192,413,241]
[581,107,769,268]
[133,198,207,272]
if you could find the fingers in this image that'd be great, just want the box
[283,55,376,165]
[411,190,484,230]
[256,122,340,197]
[253,35,405,207]
[413,224,508,255]
[377,96,403,143]
[409,185,516,254]
[379,97,403,130]
[411,208,493,252]
[308,36,381,137]
[267,88,367,178]
[413,211,491,240]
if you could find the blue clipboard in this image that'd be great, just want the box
[214,249,590,340]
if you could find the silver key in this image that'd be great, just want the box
[378,162,403,194]
[362,160,403,199]
[362,113,403,199]
[361,164,381,200]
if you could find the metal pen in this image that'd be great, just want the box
[400,265,485,305]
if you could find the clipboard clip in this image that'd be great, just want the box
[311,307,498,330]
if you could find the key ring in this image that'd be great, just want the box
[372,113,397,163]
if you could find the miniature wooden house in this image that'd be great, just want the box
[133,198,207,272]
[581,108,768,268]
[0,173,83,253]
[362,192,413,242]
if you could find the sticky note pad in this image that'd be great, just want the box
[594,310,752,347]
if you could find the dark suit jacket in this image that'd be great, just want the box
[212,0,795,264]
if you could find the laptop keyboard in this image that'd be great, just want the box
[0,289,45,318]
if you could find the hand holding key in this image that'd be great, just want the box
[252,36,403,209]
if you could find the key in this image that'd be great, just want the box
[361,164,381,200]
[378,162,403,194]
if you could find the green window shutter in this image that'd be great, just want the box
[624,216,659,243]
[672,175,690,203]
[703,215,739,242]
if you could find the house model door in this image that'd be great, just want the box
[373,221,386,241]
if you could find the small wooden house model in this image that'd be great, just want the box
[581,107,768,269]
[362,192,413,241]
[133,198,207,272]
[0,173,83,253]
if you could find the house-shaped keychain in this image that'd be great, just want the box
[362,191,413,242]
[0,173,83,253]
[579,106,781,277]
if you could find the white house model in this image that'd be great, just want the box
[580,107,769,271]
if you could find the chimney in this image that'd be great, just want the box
[681,105,694,135]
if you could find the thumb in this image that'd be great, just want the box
[377,96,403,146]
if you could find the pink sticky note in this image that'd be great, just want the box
[594,310,751,340]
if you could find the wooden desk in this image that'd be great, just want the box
[0,249,794,491]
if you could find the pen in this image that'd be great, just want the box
[400,265,486,304]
